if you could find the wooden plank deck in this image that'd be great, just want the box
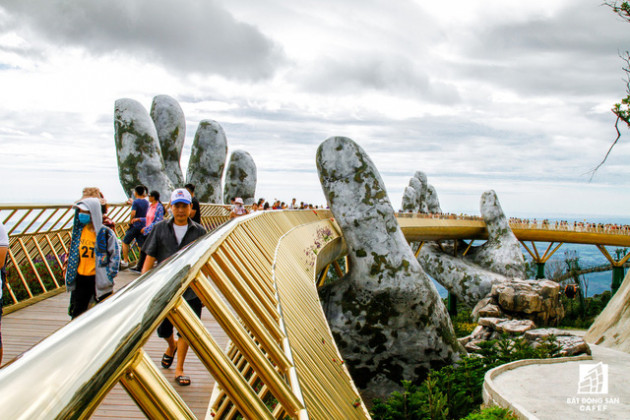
[1,270,228,419]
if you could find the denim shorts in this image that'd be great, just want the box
[122,224,146,246]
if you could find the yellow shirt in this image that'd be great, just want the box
[77,227,96,276]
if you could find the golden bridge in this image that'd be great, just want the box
[0,203,628,419]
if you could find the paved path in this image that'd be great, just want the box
[491,343,630,419]
[2,270,227,419]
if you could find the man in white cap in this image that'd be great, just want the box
[141,188,207,386]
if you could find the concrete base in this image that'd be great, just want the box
[484,344,630,419]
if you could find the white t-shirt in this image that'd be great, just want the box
[0,222,8,248]
[173,223,189,246]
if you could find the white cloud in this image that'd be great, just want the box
[0,0,628,218]
[0,0,284,79]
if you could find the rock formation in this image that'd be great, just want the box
[585,271,630,352]
[316,136,463,401]
[150,95,186,187]
[472,279,564,326]
[419,190,526,306]
[186,120,228,203]
[223,150,257,205]
[114,98,174,199]
[460,322,589,357]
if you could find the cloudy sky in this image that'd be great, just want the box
[1,0,629,218]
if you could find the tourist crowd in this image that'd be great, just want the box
[509,218,630,234]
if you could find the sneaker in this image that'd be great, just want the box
[120,261,129,270]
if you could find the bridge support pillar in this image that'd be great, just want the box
[447,292,457,316]
[521,241,563,280]
[612,265,625,295]
[596,245,630,296]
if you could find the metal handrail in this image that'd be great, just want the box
[0,209,370,419]
[0,203,232,313]
[3,201,628,314]
[1,203,629,418]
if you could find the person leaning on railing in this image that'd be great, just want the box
[0,221,8,364]
[229,197,249,219]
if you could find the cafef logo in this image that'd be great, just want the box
[578,362,608,394]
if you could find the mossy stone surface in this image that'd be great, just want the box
[316,136,463,401]
[418,190,526,305]
[186,119,227,203]
[223,150,257,205]
[114,98,174,199]
[150,95,186,187]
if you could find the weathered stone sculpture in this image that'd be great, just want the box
[426,184,442,214]
[114,98,174,199]
[187,120,228,203]
[223,150,257,205]
[401,185,418,212]
[470,191,525,278]
[419,190,526,305]
[401,172,442,214]
[419,244,506,305]
[150,95,186,187]
[316,136,463,401]
[414,171,429,213]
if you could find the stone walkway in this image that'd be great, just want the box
[489,343,630,419]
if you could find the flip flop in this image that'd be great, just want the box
[175,375,191,386]
[161,348,177,369]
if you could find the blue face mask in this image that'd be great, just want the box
[78,213,91,224]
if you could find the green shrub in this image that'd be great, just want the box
[460,406,517,420]
[371,335,560,420]
[559,291,612,329]
[3,258,64,306]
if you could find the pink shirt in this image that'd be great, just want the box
[145,202,158,227]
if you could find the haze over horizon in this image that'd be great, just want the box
[1,0,630,218]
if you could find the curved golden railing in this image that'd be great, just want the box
[0,203,232,313]
[0,209,371,419]
[3,204,629,314]
[2,204,629,418]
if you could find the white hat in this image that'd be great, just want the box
[235,197,244,205]
[170,188,192,205]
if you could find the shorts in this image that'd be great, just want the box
[122,225,146,247]
[157,296,203,339]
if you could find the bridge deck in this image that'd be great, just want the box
[2,270,227,419]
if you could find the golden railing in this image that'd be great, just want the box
[0,209,370,419]
[3,203,629,315]
[0,203,232,313]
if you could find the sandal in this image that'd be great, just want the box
[161,348,177,369]
[175,375,191,386]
